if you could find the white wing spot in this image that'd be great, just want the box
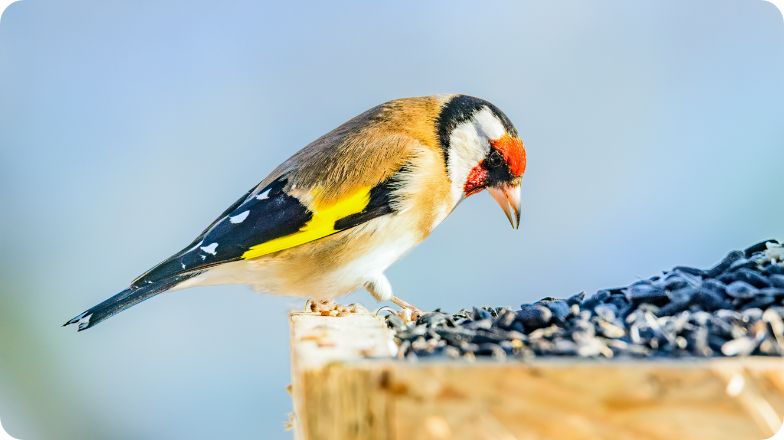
[181,262,186,269]
[256,189,271,200]
[79,314,92,326]
[230,210,250,224]
[200,242,218,255]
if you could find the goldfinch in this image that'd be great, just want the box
[65,94,526,331]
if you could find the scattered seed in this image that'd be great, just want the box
[721,337,758,356]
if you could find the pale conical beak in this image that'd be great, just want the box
[488,182,522,229]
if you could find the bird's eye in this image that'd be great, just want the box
[486,150,504,168]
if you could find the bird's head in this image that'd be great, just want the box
[438,95,526,228]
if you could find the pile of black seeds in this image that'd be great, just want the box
[386,239,784,360]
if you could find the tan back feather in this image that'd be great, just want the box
[254,96,449,206]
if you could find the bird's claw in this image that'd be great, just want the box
[390,296,423,323]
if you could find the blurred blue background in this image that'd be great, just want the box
[1,0,783,438]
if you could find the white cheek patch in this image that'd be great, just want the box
[448,120,487,195]
[472,107,506,140]
[446,107,506,202]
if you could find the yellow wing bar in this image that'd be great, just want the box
[240,186,371,260]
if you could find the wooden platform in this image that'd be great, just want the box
[289,311,784,440]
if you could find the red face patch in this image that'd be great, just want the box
[490,135,526,177]
[463,164,488,196]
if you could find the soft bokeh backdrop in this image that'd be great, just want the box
[1,1,783,438]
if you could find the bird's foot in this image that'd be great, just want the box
[390,296,423,323]
[305,298,367,317]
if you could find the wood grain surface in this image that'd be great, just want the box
[289,311,784,440]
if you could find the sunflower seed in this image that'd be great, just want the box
[387,240,784,360]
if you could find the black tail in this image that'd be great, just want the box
[63,273,198,331]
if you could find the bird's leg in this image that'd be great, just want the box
[364,274,393,302]
[365,274,423,322]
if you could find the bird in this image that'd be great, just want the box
[64,94,526,331]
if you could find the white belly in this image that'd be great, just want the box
[175,214,422,299]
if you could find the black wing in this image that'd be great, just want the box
[131,176,312,287]
[131,167,407,288]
